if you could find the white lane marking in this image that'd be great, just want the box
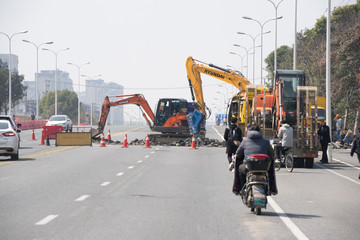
[128,166,134,169]
[332,158,360,170]
[35,215,58,225]
[75,195,90,201]
[137,160,143,163]
[156,148,160,150]
[101,182,111,186]
[144,155,149,158]
[268,197,309,240]
[117,172,124,176]
[212,126,225,141]
[150,151,155,154]
[315,163,360,186]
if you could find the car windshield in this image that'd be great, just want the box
[49,116,66,121]
[0,122,9,129]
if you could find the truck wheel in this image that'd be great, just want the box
[305,158,314,168]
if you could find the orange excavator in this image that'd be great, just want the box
[91,94,202,143]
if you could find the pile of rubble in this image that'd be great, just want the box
[92,136,225,147]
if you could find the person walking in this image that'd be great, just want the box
[224,117,242,171]
[350,127,360,179]
[318,120,331,163]
[335,114,344,141]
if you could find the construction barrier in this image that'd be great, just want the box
[42,125,64,140]
[18,120,47,130]
[56,132,92,146]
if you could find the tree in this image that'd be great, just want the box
[39,89,80,122]
[264,45,293,85]
[0,60,27,114]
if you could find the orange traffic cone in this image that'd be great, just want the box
[190,135,197,149]
[107,129,111,140]
[122,134,128,148]
[39,132,45,145]
[31,129,36,140]
[99,133,106,147]
[144,134,151,148]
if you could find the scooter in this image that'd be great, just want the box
[240,154,271,215]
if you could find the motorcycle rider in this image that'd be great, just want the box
[232,124,278,196]
[224,117,242,171]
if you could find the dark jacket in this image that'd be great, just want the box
[224,124,242,154]
[318,124,331,144]
[351,133,360,156]
[233,130,277,195]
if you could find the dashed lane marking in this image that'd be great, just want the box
[268,197,309,240]
[144,155,149,158]
[75,195,90,201]
[101,182,111,186]
[137,160,143,163]
[128,166,134,169]
[116,172,124,176]
[35,215,58,225]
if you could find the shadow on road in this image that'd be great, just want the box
[261,211,321,219]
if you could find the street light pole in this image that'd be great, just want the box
[68,62,91,126]
[232,45,250,78]
[237,32,256,84]
[43,47,70,115]
[294,0,298,70]
[0,30,28,116]
[243,16,281,85]
[23,40,53,119]
[266,0,285,88]
[81,74,101,126]
[228,52,244,75]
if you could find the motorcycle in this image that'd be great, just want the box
[240,154,271,215]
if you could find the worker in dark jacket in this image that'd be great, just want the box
[233,124,277,195]
[350,127,360,179]
[224,117,242,171]
[318,120,331,163]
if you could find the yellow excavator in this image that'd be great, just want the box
[186,56,252,134]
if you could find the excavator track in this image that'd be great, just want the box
[148,133,193,144]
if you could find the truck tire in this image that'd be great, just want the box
[305,158,314,168]
[294,157,304,168]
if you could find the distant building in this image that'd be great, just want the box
[0,54,19,72]
[14,81,36,116]
[37,70,73,100]
[84,79,124,125]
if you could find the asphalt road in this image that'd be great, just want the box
[0,125,359,240]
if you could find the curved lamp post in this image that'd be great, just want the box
[42,47,70,115]
[23,40,53,119]
[0,30,28,116]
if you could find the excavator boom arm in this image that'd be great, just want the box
[94,94,155,137]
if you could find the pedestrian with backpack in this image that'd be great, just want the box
[224,117,243,171]
[350,127,360,179]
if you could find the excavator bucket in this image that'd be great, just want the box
[187,110,204,137]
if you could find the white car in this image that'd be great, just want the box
[0,120,20,160]
[46,115,73,132]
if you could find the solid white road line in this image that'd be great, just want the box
[315,163,360,186]
[212,125,225,141]
[117,172,124,176]
[332,158,360,170]
[128,166,134,169]
[101,182,111,186]
[75,195,90,201]
[35,215,58,225]
[268,197,309,240]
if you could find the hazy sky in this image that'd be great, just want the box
[0,0,357,121]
